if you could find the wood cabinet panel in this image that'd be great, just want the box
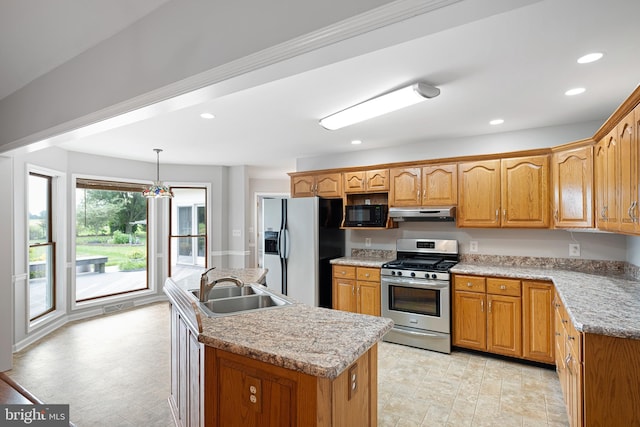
[487,294,522,357]
[552,145,594,228]
[344,169,389,193]
[595,131,620,230]
[453,290,486,351]
[291,173,342,198]
[291,175,315,198]
[501,155,550,228]
[332,266,380,316]
[458,160,501,227]
[453,274,486,293]
[618,109,638,233]
[486,277,521,297]
[422,164,457,206]
[389,167,421,206]
[523,281,554,364]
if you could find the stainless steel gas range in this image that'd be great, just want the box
[381,239,458,354]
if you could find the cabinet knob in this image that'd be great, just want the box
[467,282,473,287]
[365,273,370,277]
[341,271,346,275]
[500,285,506,290]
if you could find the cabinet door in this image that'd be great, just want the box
[501,155,550,228]
[596,131,619,230]
[357,281,380,316]
[188,330,202,427]
[366,169,390,192]
[552,146,594,228]
[422,164,457,206]
[333,278,356,313]
[315,173,342,198]
[453,291,486,351]
[487,294,522,357]
[389,167,421,206]
[343,171,366,193]
[217,355,295,427]
[458,160,501,227]
[291,175,315,198]
[618,110,638,233]
[522,281,554,364]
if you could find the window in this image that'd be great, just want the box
[169,187,207,279]
[75,179,148,302]
[28,173,55,320]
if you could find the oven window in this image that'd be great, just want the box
[389,285,441,317]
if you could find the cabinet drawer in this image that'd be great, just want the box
[487,278,521,296]
[333,265,356,279]
[454,275,486,293]
[356,267,380,282]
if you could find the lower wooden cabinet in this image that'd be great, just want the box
[204,344,377,427]
[332,265,381,316]
[453,275,553,362]
[523,281,555,363]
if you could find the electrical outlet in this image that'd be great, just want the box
[569,243,580,257]
[469,241,478,253]
[365,238,372,247]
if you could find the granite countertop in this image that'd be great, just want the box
[164,268,393,379]
[330,256,393,268]
[451,263,640,340]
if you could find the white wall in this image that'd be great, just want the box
[296,120,602,171]
[0,0,397,152]
[0,156,14,370]
[347,223,627,261]
[627,236,640,266]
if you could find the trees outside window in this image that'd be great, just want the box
[75,179,148,302]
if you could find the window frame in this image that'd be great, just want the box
[168,186,208,277]
[27,172,56,321]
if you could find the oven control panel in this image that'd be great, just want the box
[380,268,449,281]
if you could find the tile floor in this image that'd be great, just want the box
[6,302,569,426]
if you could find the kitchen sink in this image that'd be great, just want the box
[189,285,255,301]
[187,284,292,317]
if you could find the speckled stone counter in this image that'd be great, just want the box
[451,263,640,340]
[164,270,393,379]
[330,256,393,268]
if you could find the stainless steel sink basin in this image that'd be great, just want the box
[202,294,289,314]
[187,284,292,317]
[189,285,255,301]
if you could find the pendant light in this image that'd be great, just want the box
[143,148,173,198]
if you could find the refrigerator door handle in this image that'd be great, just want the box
[281,229,290,259]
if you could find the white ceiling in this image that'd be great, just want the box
[3,0,640,178]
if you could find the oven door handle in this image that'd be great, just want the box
[389,328,447,339]
[381,276,448,289]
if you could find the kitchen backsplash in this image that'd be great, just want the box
[350,249,395,259]
[460,254,627,274]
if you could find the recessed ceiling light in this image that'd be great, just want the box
[565,87,586,96]
[351,140,362,145]
[489,119,504,125]
[200,112,215,119]
[577,52,603,64]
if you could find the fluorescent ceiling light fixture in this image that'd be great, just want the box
[565,87,586,96]
[319,82,440,130]
[577,52,603,64]
[200,112,215,119]
[351,140,362,145]
[489,119,504,125]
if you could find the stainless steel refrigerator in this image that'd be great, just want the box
[262,197,344,307]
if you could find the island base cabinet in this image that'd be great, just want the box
[203,345,378,427]
[583,333,640,427]
[169,304,203,427]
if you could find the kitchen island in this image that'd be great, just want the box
[164,268,393,427]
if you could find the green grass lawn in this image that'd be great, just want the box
[76,244,146,267]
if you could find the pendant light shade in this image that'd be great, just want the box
[143,148,173,198]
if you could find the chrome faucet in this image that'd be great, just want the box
[199,267,244,302]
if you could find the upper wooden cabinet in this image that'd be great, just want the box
[595,130,620,230]
[617,108,638,234]
[552,144,594,228]
[457,160,501,227]
[343,169,389,193]
[389,164,457,207]
[458,156,550,228]
[291,172,342,198]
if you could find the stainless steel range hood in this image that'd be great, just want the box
[388,206,456,222]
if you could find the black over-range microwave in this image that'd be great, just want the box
[343,204,388,227]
